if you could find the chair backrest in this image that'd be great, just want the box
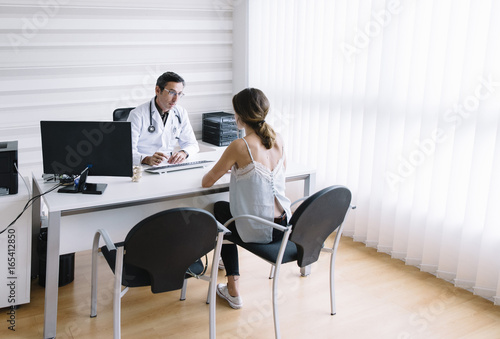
[288,185,352,267]
[113,107,135,121]
[123,208,218,293]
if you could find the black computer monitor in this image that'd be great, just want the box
[40,121,133,194]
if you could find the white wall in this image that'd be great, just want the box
[0,0,234,172]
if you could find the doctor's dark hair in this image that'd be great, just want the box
[156,71,185,90]
[232,88,276,149]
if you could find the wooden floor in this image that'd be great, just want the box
[3,235,500,339]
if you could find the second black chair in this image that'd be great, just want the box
[112,107,135,121]
[90,207,229,339]
[223,185,354,339]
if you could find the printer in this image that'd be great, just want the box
[0,140,18,195]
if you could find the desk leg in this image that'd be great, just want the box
[31,177,41,279]
[303,172,316,197]
[44,211,61,339]
[300,173,316,277]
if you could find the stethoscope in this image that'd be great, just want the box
[148,100,181,133]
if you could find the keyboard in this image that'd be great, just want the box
[144,160,214,174]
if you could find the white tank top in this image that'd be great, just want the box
[229,138,292,243]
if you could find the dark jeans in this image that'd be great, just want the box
[214,201,287,276]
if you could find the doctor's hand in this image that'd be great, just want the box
[142,152,168,166]
[168,150,187,164]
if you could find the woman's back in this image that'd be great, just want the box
[233,133,284,172]
[229,133,290,243]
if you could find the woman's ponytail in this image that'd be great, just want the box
[255,120,276,149]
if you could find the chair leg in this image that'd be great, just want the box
[206,270,212,305]
[90,252,98,317]
[300,265,311,276]
[180,279,188,301]
[271,228,292,339]
[209,231,224,339]
[90,233,100,318]
[329,224,345,316]
[272,263,282,339]
[269,265,275,279]
[329,252,336,315]
[113,247,124,339]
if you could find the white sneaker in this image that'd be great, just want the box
[216,283,243,309]
[218,258,225,270]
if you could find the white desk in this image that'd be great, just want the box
[31,146,316,339]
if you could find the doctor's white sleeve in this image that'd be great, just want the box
[177,111,199,156]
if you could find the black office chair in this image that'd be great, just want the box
[223,185,354,339]
[112,107,135,121]
[90,208,229,339]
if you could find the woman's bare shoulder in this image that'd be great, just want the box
[274,133,285,148]
[228,137,247,152]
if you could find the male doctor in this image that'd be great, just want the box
[127,71,199,166]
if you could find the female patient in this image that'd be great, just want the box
[202,88,291,309]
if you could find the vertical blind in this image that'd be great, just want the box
[247,0,500,305]
[0,0,234,171]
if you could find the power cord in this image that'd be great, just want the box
[0,178,63,236]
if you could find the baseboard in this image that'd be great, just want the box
[472,286,496,301]
[390,251,406,261]
[405,257,423,267]
[436,269,456,282]
[420,263,438,275]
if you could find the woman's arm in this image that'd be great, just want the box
[202,141,240,188]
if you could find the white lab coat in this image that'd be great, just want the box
[127,97,199,165]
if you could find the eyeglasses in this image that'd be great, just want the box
[164,89,184,98]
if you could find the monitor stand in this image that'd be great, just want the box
[82,182,107,195]
[57,166,107,195]
[58,185,79,193]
